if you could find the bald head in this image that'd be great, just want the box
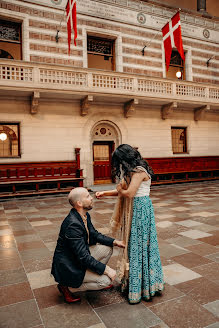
[68,187,88,208]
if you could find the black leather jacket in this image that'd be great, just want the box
[51,208,114,288]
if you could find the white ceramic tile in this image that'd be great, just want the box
[95,209,113,214]
[204,323,219,328]
[176,220,203,227]
[156,214,175,220]
[21,207,39,213]
[203,300,219,318]
[171,207,190,211]
[189,212,217,217]
[31,220,52,227]
[155,202,170,207]
[178,230,212,239]
[193,224,218,232]
[184,202,203,205]
[163,263,202,285]
[4,209,21,213]
[0,229,12,236]
[0,221,8,226]
[159,244,189,259]
[102,200,116,204]
[45,241,56,251]
[205,252,219,263]
[27,269,56,289]
[156,221,173,228]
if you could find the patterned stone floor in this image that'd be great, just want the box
[0,181,219,328]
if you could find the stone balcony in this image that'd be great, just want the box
[0,59,218,118]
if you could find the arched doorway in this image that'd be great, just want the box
[91,122,120,184]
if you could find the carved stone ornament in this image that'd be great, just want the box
[194,105,210,121]
[124,99,138,118]
[31,91,40,114]
[203,29,210,38]
[161,102,177,120]
[80,95,93,116]
[137,13,146,25]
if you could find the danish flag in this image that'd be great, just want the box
[162,12,185,71]
[66,0,77,55]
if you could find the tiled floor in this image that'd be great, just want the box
[0,181,219,328]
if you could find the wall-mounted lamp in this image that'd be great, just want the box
[141,46,146,56]
[0,133,7,141]
[55,30,60,43]
[206,55,215,67]
[176,70,182,79]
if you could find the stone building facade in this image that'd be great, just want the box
[0,0,218,187]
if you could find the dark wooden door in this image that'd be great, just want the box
[93,141,114,184]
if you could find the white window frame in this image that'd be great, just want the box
[0,9,29,61]
[82,26,122,72]
[162,44,192,81]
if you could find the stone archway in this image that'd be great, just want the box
[91,121,121,184]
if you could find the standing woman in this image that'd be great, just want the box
[96,144,164,304]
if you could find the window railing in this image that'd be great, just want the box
[0,59,218,102]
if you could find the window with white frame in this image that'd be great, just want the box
[0,123,20,158]
[0,19,22,60]
[167,50,185,80]
[87,35,115,71]
[171,127,187,154]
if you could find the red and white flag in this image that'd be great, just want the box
[162,12,185,71]
[66,0,77,55]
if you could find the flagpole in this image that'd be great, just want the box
[55,8,66,43]
[142,30,160,56]
[142,8,181,56]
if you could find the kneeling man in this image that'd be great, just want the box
[51,187,124,303]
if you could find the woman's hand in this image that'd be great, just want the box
[95,191,105,199]
[113,240,125,248]
[116,183,122,193]
[104,265,117,281]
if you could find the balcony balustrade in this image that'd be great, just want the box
[0,59,218,106]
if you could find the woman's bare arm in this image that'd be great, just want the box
[96,189,118,198]
[117,172,148,198]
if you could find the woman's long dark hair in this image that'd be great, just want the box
[111,144,154,181]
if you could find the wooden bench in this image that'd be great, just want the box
[0,148,84,198]
[146,156,219,185]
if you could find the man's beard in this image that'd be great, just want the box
[83,204,93,211]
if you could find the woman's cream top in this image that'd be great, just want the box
[134,166,151,197]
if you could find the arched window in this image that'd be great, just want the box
[0,49,13,59]
[166,50,186,80]
[0,123,20,158]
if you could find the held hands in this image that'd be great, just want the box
[116,183,124,197]
[104,265,117,281]
[95,191,105,199]
[113,240,125,248]
[116,183,122,193]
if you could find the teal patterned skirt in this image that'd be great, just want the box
[128,196,164,303]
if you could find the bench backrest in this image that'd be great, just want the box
[0,149,82,182]
[145,156,219,174]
